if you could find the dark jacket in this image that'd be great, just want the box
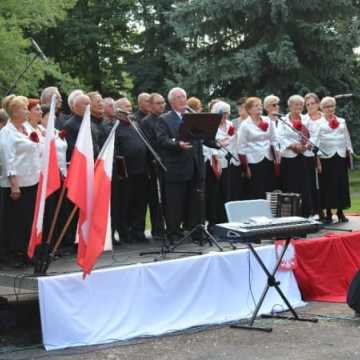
[133,110,148,124]
[156,110,195,183]
[114,120,148,176]
[63,114,100,162]
[90,116,108,150]
[140,113,160,151]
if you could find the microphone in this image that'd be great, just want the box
[273,112,286,118]
[115,107,132,116]
[31,38,48,62]
[334,93,353,99]
[185,105,197,113]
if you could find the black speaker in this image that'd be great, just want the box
[347,270,360,313]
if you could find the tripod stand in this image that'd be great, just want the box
[139,161,202,259]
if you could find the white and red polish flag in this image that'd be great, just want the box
[28,95,61,258]
[65,105,94,268]
[82,121,118,277]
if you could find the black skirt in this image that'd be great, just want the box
[305,156,320,215]
[319,154,350,210]
[280,155,314,217]
[2,184,37,255]
[248,158,275,200]
[205,161,225,225]
[0,189,5,256]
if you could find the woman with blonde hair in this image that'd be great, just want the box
[318,96,352,223]
[303,93,325,218]
[0,96,41,266]
[277,95,319,217]
[238,97,278,199]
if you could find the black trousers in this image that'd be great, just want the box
[205,162,222,226]
[164,176,204,237]
[147,164,164,236]
[116,173,147,241]
[1,184,37,256]
[110,171,120,239]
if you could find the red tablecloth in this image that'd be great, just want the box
[293,231,360,302]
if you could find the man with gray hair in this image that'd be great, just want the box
[40,86,67,129]
[115,97,132,113]
[63,94,100,161]
[156,87,215,244]
[103,97,115,122]
[67,89,84,114]
[133,92,151,123]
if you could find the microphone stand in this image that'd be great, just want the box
[5,54,40,96]
[275,113,328,157]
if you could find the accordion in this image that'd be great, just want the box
[266,191,302,217]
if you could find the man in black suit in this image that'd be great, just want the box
[133,92,151,123]
[113,103,148,244]
[87,91,108,149]
[156,87,203,243]
[140,93,166,239]
[63,94,100,161]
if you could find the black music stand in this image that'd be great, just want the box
[231,237,318,332]
[168,113,226,252]
[179,113,222,142]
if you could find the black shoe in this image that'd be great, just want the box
[337,211,349,223]
[323,209,333,224]
[132,232,148,243]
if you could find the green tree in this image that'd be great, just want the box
[37,0,138,97]
[166,0,360,101]
[0,0,77,97]
[125,0,186,96]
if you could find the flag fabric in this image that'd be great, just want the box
[81,122,118,276]
[65,105,94,267]
[28,95,61,258]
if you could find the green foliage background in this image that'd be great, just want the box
[1,0,360,150]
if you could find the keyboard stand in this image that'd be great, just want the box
[231,238,318,332]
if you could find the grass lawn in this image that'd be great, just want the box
[349,168,360,213]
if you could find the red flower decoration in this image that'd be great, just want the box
[290,114,302,131]
[59,129,66,140]
[328,116,340,129]
[29,131,39,143]
[292,120,302,131]
[258,120,269,132]
[227,125,235,136]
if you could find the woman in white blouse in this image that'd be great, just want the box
[210,101,241,224]
[264,95,282,188]
[238,97,278,199]
[277,95,319,217]
[318,96,352,223]
[303,93,324,218]
[0,96,41,266]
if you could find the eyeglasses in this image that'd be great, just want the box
[323,105,335,109]
[271,103,279,107]
[154,101,165,105]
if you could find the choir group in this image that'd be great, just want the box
[0,86,353,267]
